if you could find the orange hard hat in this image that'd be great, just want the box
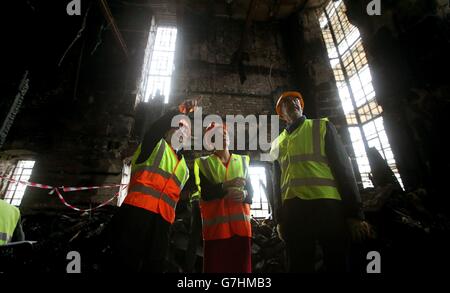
[275,91,304,118]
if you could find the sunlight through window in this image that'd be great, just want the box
[319,0,403,189]
[139,26,177,103]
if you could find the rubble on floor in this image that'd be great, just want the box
[354,186,450,272]
[0,206,117,272]
[251,219,286,272]
[1,187,450,272]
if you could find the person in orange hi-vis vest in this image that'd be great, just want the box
[111,99,198,272]
[194,122,254,273]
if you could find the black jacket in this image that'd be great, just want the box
[272,116,364,221]
[135,108,182,163]
[11,216,25,242]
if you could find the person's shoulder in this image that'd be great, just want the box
[314,117,330,123]
[232,153,250,160]
[318,117,335,128]
[243,154,251,164]
[0,199,19,212]
[195,154,212,162]
[236,153,250,158]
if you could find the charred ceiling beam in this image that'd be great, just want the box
[184,60,289,76]
[293,0,310,14]
[98,0,129,58]
[231,0,258,84]
[269,0,282,20]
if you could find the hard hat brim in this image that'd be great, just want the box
[276,91,304,118]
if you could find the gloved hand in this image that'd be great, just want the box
[225,189,247,202]
[222,177,246,190]
[276,224,285,242]
[347,218,375,242]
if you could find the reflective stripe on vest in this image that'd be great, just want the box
[281,178,338,194]
[132,165,183,189]
[0,232,11,243]
[194,154,252,240]
[274,118,341,201]
[190,190,201,203]
[124,139,189,224]
[202,213,252,227]
[128,185,177,208]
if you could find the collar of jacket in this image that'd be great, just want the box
[285,115,306,134]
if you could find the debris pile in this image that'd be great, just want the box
[354,185,450,272]
[0,206,117,272]
[251,219,286,272]
[1,186,449,273]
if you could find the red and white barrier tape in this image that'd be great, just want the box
[62,185,126,192]
[0,175,128,212]
[0,175,54,190]
[52,185,128,212]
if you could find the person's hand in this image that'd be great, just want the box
[347,218,374,242]
[178,98,199,114]
[276,224,285,242]
[225,189,246,202]
[222,177,246,190]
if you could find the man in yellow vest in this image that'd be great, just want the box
[271,91,372,272]
[0,199,25,245]
[194,123,253,273]
[111,99,197,272]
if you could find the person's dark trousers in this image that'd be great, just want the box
[185,200,202,272]
[111,204,170,272]
[282,197,349,273]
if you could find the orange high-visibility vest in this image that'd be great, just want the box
[194,154,252,240]
[124,139,189,224]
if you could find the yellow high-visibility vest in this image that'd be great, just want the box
[0,199,20,245]
[271,118,341,202]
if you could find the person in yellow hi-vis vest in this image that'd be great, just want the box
[271,91,372,272]
[0,199,25,245]
[194,122,253,273]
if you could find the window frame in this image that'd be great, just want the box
[138,25,178,104]
[319,0,403,188]
[2,160,36,206]
[249,165,271,219]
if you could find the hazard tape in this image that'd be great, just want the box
[52,185,128,212]
[0,175,128,212]
[0,175,54,190]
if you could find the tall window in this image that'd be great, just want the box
[117,162,131,207]
[3,160,35,206]
[138,26,178,103]
[319,0,403,188]
[249,166,271,219]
